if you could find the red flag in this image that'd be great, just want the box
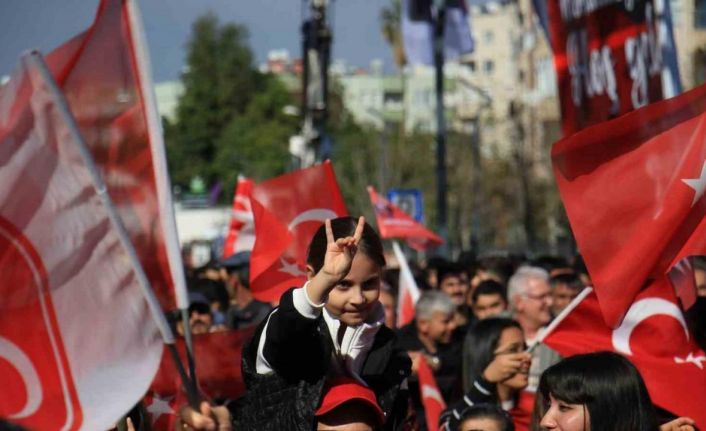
[148,329,251,404]
[0,53,162,431]
[552,81,706,327]
[368,186,442,251]
[392,242,421,328]
[249,162,348,303]
[546,0,669,135]
[222,177,256,258]
[44,0,187,311]
[541,279,706,427]
[418,356,446,431]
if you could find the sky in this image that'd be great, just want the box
[0,0,394,82]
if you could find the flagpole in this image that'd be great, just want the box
[125,0,198,391]
[433,0,449,257]
[530,286,593,352]
[28,51,199,409]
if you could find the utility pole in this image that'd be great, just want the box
[301,0,332,164]
[432,0,449,257]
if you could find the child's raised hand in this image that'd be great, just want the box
[320,216,365,282]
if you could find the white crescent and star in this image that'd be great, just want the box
[421,385,444,404]
[612,297,689,356]
[681,161,706,207]
[277,209,339,276]
[0,336,43,419]
[146,394,174,425]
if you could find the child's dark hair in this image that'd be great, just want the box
[534,351,658,431]
[457,403,515,431]
[306,217,385,273]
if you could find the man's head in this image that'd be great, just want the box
[187,301,213,335]
[220,251,251,298]
[508,266,552,333]
[694,256,706,297]
[549,272,584,316]
[315,379,384,431]
[438,263,468,307]
[471,280,508,320]
[415,291,457,345]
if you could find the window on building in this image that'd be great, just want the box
[466,60,476,72]
[484,30,494,44]
[484,60,494,74]
[697,0,706,28]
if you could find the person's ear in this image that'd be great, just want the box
[306,265,316,281]
[417,318,429,334]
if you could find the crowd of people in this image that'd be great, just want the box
[3,217,704,431]
[161,216,705,431]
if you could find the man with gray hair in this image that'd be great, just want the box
[508,266,553,341]
[397,290,462,430]
[508,265,561,392]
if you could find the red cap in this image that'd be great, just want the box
[315,378,385,425]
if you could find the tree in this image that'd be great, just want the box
[379,0,406,70]
[165,13,296,197]
[166,13,261,188]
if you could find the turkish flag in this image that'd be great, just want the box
[542,278,706,427]
[249,162,348,303]
[392,242,421,328]
[148,329,252,403]
[367,186,443,251]
[44,0,186,311]
[552,81,706,327]
[143,391,184,431]
[222,177,256,258]
[418,356,446,431]
[0,52,162,431]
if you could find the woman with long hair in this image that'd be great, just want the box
[534,351,695,431]
[440,317,532,430]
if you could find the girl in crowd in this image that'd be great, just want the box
[534,351,695,431]
[440,318,533,431]
[230,216,411,430]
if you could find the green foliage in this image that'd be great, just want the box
[165,13,293,195]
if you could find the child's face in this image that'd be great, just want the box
[324,253,382,326]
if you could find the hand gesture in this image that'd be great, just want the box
[176,401,232,431]
[319,216,365,283]
[659,417,696,431]
[482,351,532,383]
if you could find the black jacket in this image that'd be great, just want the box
[231,288,412,431]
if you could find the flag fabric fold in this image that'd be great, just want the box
[541,279,706,427]
[392,241,422,328]
[45,0,187,311]
[0,52,162,431]
[552,81,706,327]
[418,355,446,431]
[222,177,256,258]
[249,161,348,303]
[368,186,443,251]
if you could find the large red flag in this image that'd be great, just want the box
[0,52,163,431]
[368,186,443,251]
[541,279,706,427]
[249,162,348,303]
[418,356,446,431]
[44,0,187,311]
[552,81,706,327]
[222,177,255,258]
